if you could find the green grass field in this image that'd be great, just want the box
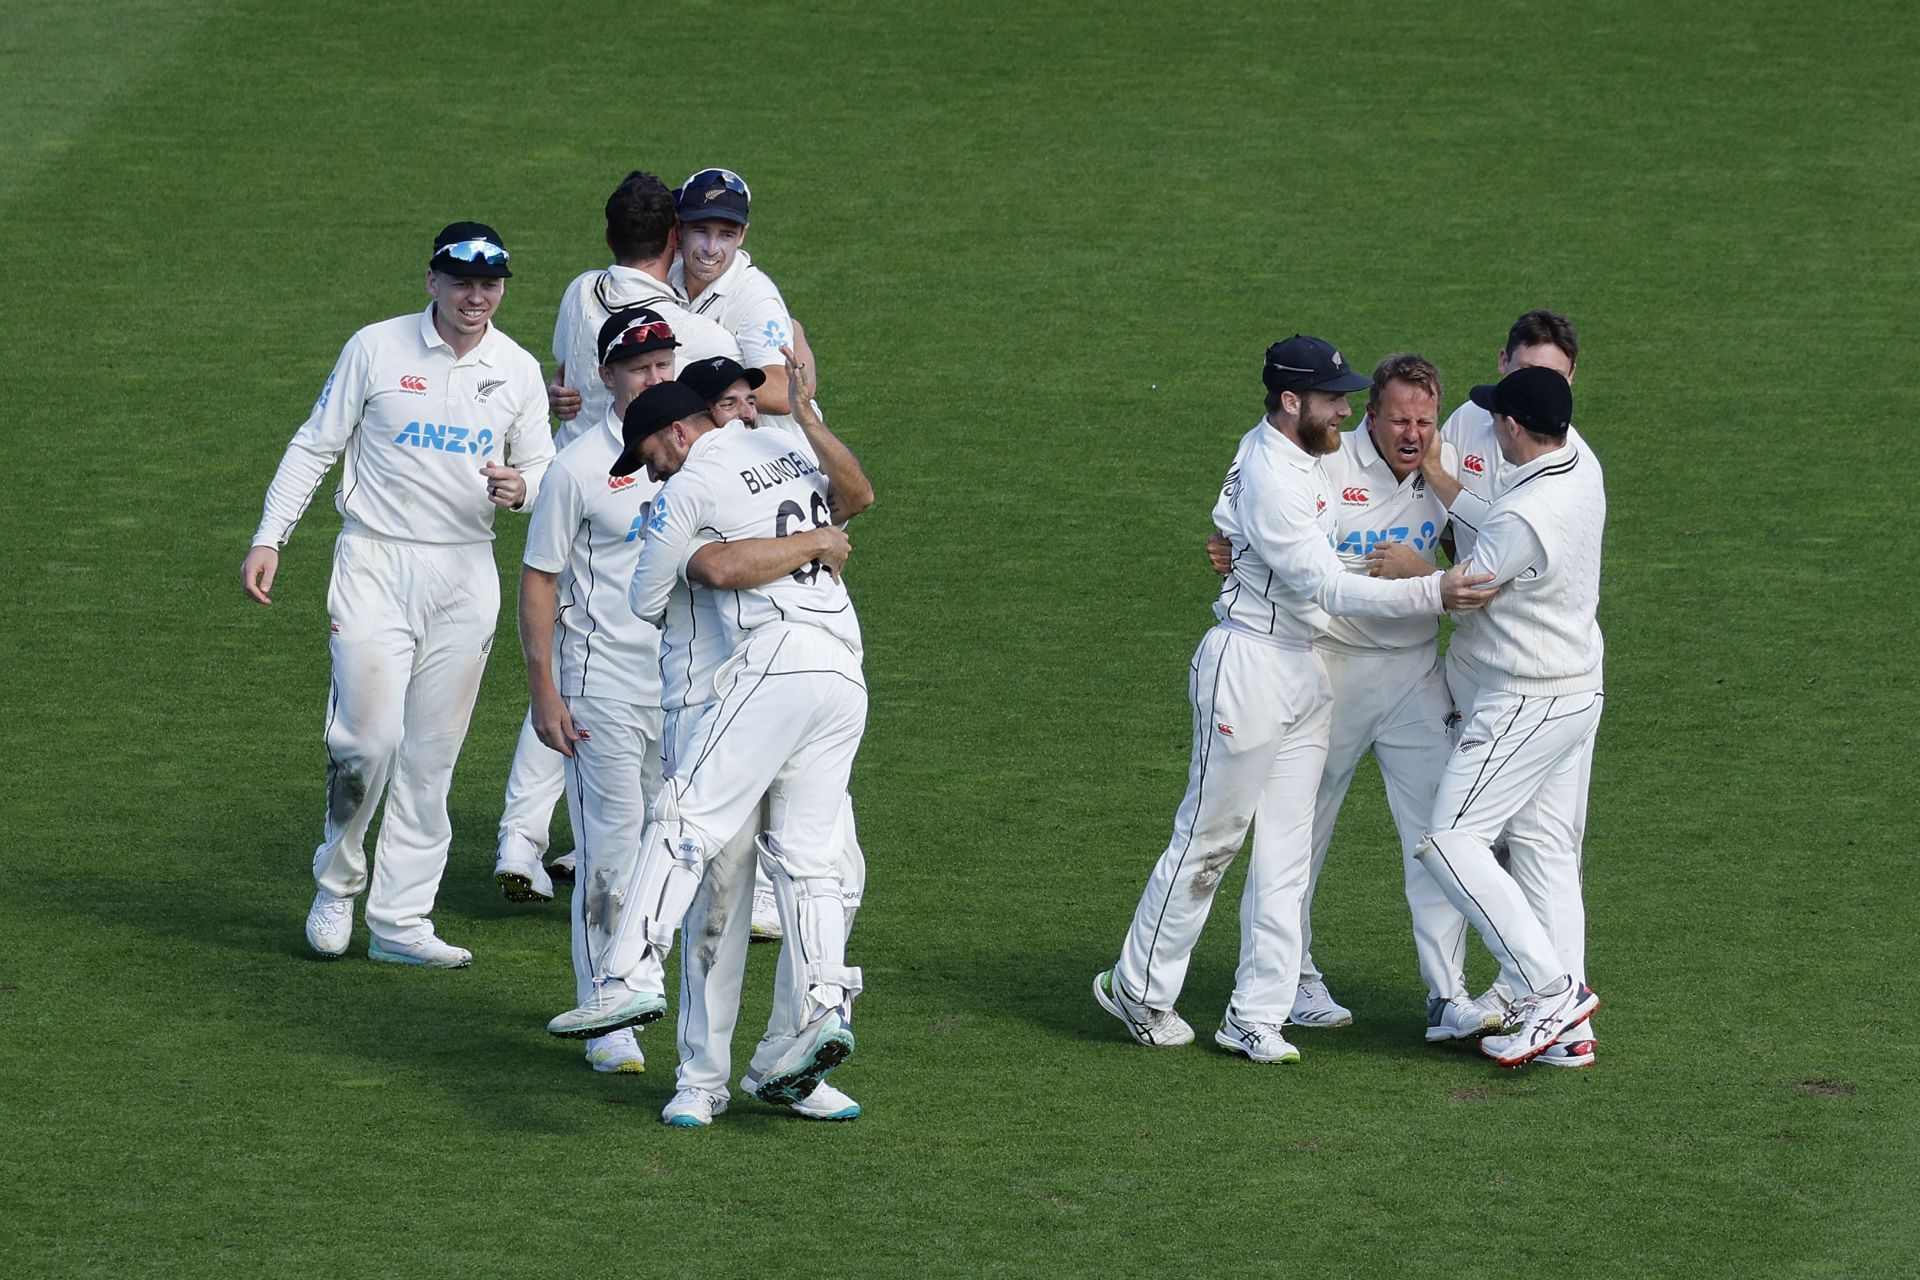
[3,1,1915,1274]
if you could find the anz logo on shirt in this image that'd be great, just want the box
[1338,520,1440,555]
[763,318,789,350]
[627,495,669,542]
[393,422,496,456]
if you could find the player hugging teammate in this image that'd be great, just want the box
[1097,311,1608,1070]
[244,170,877,1124]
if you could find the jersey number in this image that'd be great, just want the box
[774,493,832,584]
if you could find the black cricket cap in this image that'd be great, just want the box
[1262,334,1371,395]
[610,382,712,477]
[678,355,766,404]
[598,306,679,366]
[1470,366,1573,437]
[674,168,751,225]
[430,221,512,277]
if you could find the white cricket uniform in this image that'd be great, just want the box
[663,414,868,1096]
[252,306,553,946]
[602,425,867,1053]
[1299,424,1473,1002]
[550,265,741,447]
[1442,405,1601,1017]
[494,266,743,855]
[521,408,666,1001]
[1417,432,1606,999]
[1112,419,1446,1024]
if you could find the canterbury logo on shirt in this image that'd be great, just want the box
[393,422,496,456]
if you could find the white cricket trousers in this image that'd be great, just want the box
[603,624,868,1025]
[1417,669,1604,996]
[312,532,497,945]
[1113,625,1332,1025]
[671,697,867,1093]
[561,695,663,1002]
[1300,645,1471,1001]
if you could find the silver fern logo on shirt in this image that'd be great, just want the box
[476,379,506,402]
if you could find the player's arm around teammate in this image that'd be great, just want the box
[1099,336,1497,1067]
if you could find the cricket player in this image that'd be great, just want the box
[242,222,554,968]
[492,171,743,896]
[1417,308,1598,1065]
[1210,355,1498,1041]
[546,378,869,1117]
[516,307,683,1073]
[1096,335,1498,1065]
[1407,365,1606,1068]
[665,353,874,1125]
[671,166,803,938]
[670,167,798,416]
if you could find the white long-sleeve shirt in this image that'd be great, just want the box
[1212,418,1443,647]
[1317,421,1458,654]
[551,265,742,447]
[252,307,553,548]
[630,425,861,661]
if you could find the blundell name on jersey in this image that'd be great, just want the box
[738,450,820,494]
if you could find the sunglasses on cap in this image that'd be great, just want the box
[611,320,674,348]
[681,167,752,201]
[434,239,510,267]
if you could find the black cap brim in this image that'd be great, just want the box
[1309,370,1372,394]
[609,446,645,479]
[1469,383,1501,414]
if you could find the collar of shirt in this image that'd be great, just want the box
[600,406,624,453]
[607,262,688,304]
[682,423,727,470]
[1257,416,1317,472]
[417,304,498,367]
[671,249,755,307]
[1497,438,1578,494]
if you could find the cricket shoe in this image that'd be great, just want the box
[1426,995,1504,1042]
[743,1073,861,1121]
[493,844,555,904]
[1289,979,1353,1028]
[749,884,782,941]
[547,850,577,884]
[752,1008,855,1106]
[1215,1008,1302,1064]
[1093,970,1195,1048]
[584,1027,646,1074]
[304,890,354,958]
[546,976,665,1040]
[1535,1037,1598,1069]
[368,934,472,969]
[1480,977,1600,1068]
[1468,985,1519,1033]
[662,1087,728,1128]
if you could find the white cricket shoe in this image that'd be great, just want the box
[584,1027,646,1074]
[753,1008,855,1105]
[1289,979,1353,1028]
[1467,985,1519,1032]
[547,850,578,884]
[743,1073,861,1121]
[662,1087,728,1128]
[1215,1008,1302,1064]
[546,977,666,1040]
[1426,995,1504,1042]
[1535,1036,1597,1068]
[1481,977,1600,1068]
[304,890,354,957]
[493,840,554,904]
[367,934,472,968]
[1093,970,1195,1048]
[749,884,782,941]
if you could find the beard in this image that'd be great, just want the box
[1296,405,1343,456]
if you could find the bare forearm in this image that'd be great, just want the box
[797,410,875,523]
[518,569,560,694]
